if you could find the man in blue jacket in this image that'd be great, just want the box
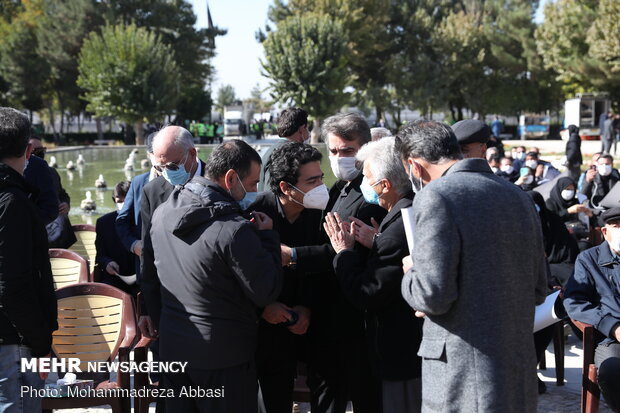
[564,206,620,413]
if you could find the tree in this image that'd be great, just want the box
[77,24,179,144]
[535,0,598,94]
[100,0,226,122]
[215,85,237,114]
[245,84,272,114]
[0,0,49,117]
[36,0,102,134]
[586,0,620,101]
[261,14,348,142]
[264,0,393,121]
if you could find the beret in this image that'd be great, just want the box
[451,119,490,145]
[601,207,620,224]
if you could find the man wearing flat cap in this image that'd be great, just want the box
[451,119,490,159]
[564,206,620,412]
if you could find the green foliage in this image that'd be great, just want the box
[77,24,179,124]
[0,1,49,111]
[100,0,225,120]
[586,0,620,89]
[261,13,348,118]
[216,85,237,113]
[36,0,101,115]
[536,0,619,104]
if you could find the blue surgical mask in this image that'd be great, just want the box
[236,174,257,210]
[360,177,383,205]
[161,153,191,186]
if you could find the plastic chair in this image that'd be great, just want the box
[572,320,600,413]
[42,283,137,413]
[70,224,97,275]
[49,248,91,289]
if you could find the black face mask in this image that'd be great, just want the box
[32,148,46,160]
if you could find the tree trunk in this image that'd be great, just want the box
[375,106,383,127]
[47,103,57,137]
[134,120,144,145]
[311,118,321,144]
[449,102,456,123]
[96,117,103,140]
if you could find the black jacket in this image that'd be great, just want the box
[565,128,582,167]
[0,163,57,356]
[49,166,70,206]
[95,211,135,277]
[249,191,324,364]
[147,177,282,369]
[333,194,423,380]
[23,154,59,225]
[581,169,620,208]
[295,173,387,341]
[140,160,206,314]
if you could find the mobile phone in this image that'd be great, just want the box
[520,167,529,177]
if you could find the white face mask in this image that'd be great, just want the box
[524,175,534,185]
[116,202,125,211]
[516,152,526,161]
[598,164,612,177]
[329,156,360,181]
[561,189,575,201]
[607,227,620,253]
[490,167,498,173]
[525,160,538,169]
[289,183,330,210]
[500,165,514,174]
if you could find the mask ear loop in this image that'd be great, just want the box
[286,182,306,207]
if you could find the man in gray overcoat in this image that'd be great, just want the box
[395,120,548,413]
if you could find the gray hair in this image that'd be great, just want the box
[394,120,462,164]
[370,127,392,141]
[153,126,195,152]
[357,137,410,196]
[321,112,371,149]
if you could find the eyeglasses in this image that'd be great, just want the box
[153,152,188,172]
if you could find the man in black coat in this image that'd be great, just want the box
[0,107,57,412]
[249,142,325,413]
[139,126,207,336]
[324,137,423,413]
[281,113,387,413]
[581,153,620,210]
[565,124,583,181]
[148,140,282,412]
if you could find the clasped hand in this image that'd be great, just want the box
[324,212,355,254]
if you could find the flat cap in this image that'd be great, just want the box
[451,119,490,145]
[602,207,620,224]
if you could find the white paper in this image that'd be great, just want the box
[533,290,561,333]
[401,207,415,255]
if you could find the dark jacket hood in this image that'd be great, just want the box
[162,176,243,236]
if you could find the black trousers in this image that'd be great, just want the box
[163,361,257,413]
[307,338,382,413]
[257,360,296,413]
[595,340,620,412]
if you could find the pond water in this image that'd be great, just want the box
[48,143,337,225]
